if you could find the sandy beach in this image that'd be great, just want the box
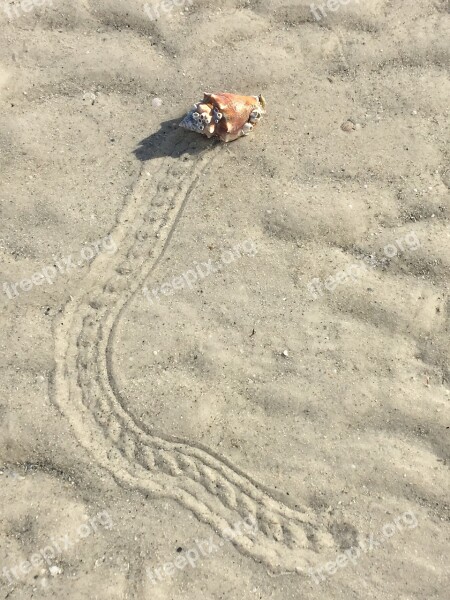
[0,1,449,598]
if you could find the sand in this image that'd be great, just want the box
[0,0,449,598]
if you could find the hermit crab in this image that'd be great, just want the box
[180,92,266,142]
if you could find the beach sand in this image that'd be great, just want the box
[0,1,449,598]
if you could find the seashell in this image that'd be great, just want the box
[180,92,266,142]
[341,120,356,133]
[249,108,262,123]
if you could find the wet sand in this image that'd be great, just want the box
[0,1,449,598]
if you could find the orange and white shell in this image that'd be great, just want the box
[180,92,266,143]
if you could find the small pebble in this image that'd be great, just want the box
[152,97,162,109]
[282,350,289,357]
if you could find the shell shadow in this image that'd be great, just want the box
[133,117,218,162]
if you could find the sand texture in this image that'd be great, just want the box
[0,0,449,598]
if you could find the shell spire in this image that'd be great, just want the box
[180,92,266,142]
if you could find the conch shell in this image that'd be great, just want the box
[180,92,266,143]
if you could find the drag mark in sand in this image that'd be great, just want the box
[52,137,338,574]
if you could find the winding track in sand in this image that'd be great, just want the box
[52,137,336,573]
